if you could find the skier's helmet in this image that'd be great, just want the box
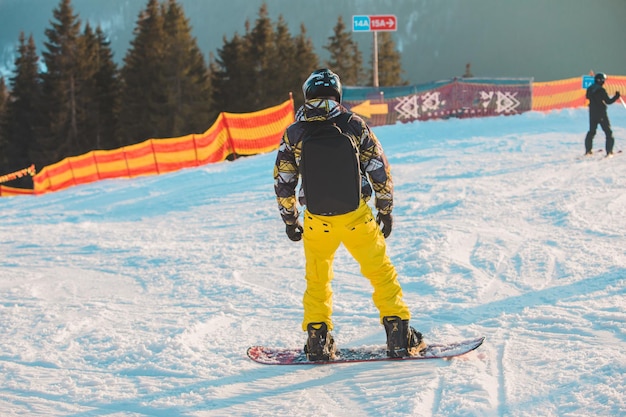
[302,68,342,102]
[595,72,607,84]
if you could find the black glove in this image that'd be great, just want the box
[285,221,303,241]
[615,91,621,99]
[376,212,393,238]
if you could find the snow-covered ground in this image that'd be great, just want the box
[1,107,625,416]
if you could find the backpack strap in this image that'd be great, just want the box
[332,112,353,133]
[305,111,353,138]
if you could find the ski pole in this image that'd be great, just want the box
[620,96,626,110]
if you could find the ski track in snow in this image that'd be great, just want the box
[1,107,625,416]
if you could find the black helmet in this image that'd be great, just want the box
[302,68,342,102]
[595,72,607,83]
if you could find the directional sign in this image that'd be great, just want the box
[353,15,370,32]
[353,15,397,32]
[350,100,389,118]
[370,15,397,31]
[582,75,594,89]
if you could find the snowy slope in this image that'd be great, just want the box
[1,107,625,416]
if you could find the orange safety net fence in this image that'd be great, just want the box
[532,75,626,111]
[4,98,293,196]
[3,74,626,197]
[0,165,36,196]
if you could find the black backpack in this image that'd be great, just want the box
[300,112,362,216]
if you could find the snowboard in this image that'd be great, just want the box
[247,336,485,365]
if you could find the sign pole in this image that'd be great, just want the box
[373,31,379,87]
[352,14,396,88]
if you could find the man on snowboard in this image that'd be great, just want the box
[273,68,425,361]
[584,72,620,156]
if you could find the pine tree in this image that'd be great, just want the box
[211,14,260,114]
[374,32,407,86]
[120,0,212,144]
[246,3,275,110]
[3,33,41,181]
[37,0,84,167]
[78,23,99,150]
[265,15,295,106]
[0,77,6,118]
[324,16,365,86]
[119,0,167,145]
[0,77,7,169]
[463,63,473,78]
[211,32,254,113]
[74,24,121,152]
[212,3,317,113]
[92,26,122,149]
[272,19,319,108]
[162,0,212,136]
[291,24,319,106]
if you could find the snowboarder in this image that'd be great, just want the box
[584,72,620,156]
[273,68,425,361]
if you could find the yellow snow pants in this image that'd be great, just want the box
[301,201,411,331]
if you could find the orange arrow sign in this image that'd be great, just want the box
[350,100,389,118]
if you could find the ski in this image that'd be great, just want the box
[577,149,622,160]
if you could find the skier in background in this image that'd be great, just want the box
[584,72,620,156]
[273,68,426,362]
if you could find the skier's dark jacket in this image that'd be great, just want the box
[273,98,393,226]
[586,82,618,119]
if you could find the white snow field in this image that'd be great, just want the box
[1,106,625,416]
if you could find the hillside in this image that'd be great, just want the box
[1,107,625,415]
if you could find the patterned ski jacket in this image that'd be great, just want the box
[273,98,393,225]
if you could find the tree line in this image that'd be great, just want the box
[0,0,405,187]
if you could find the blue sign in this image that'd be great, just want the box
[353,15,370,32]
[582,75,594,89]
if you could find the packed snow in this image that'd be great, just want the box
[1,107,625,416]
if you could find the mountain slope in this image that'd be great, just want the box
[1,107,625,415]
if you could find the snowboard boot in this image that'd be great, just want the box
[383,316,426,358]
[304,322,336,361]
